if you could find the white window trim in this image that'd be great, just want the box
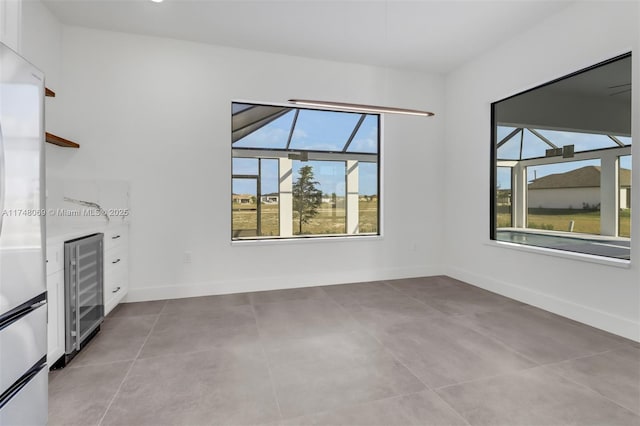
[485,239,631,269]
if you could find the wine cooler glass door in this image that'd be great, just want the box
[65,233,104,352]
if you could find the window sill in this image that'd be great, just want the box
[485,240,631,269]
[231,234,383,247]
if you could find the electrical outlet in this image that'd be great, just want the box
[183,251,192,264]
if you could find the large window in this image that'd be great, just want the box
[232,102,380,240]
[491,53,632,260]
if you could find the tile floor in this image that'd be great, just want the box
[48,276,640,426]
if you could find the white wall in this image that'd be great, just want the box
[49,26,446,301]
[20,0,61,87]
[445,1,640,340]
[0,0,22,51]
[18,0,66,187]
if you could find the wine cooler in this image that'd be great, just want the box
[62,233,104,364]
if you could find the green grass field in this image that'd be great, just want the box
[235,202,630,238]
[232,200,378,237]
[497,208,631,237]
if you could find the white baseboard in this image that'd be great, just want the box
[445,265,640,342]
[125,264,443,303]
[124,263,639,342]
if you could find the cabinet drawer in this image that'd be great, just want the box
[0,304,47,395]
[106,276,128,300]
[104,262,128,315]
[105,256,128,293]
[46,244,63,275]
[104,246,128,270]
[104,227,128,251]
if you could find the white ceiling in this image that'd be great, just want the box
[42,0,572,73]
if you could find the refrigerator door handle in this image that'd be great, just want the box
[0,356,47,412]
[0,121,5,236]
[30,300,46,310]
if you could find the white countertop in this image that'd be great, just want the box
[46,221,129,244]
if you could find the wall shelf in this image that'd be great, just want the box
[46,132,80,148]
[45,87,79,148]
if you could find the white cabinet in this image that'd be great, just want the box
[46,224,130,366]
[104,225,129,315]
[46,243,65,367]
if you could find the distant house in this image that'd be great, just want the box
[232,194,254,204]
[261,193,279,204]
[359,195,378,202]
[528,165,631,209]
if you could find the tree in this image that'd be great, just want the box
[292,165,322,234]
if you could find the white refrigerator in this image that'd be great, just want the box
[0,42,48,425]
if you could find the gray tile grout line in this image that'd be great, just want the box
[517,304,640,346]
[434,363,543,392]
[318,285,474,426]
[280,387,468,424]
[442,318,543,367]
[88,302,260,366]
[382,279,546,368]
[68,342,248,368]
[64,315,161,370]
[384,277,525,318]
[323,280,564,425]
[536,362,640,417]
[248,302,284,423]
[535,346,621,368]
[96,307,164,426]
[384,279,633,371]
[336,281,471,425]
[328,285,474,426]
[431,360,640,423]
[535,346,640,416]
[254,284,637,421]
[386,286,633,397]
[128,302,261,362]
[431,344,633,394]
[68,286,636,425]
[250,290,397,421]
[424,391,473,426]
[457,315,632,370]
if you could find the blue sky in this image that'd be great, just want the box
[233,105,378,153]
[233,104,379,197]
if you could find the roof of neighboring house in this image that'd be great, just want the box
[528,165,631,189]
